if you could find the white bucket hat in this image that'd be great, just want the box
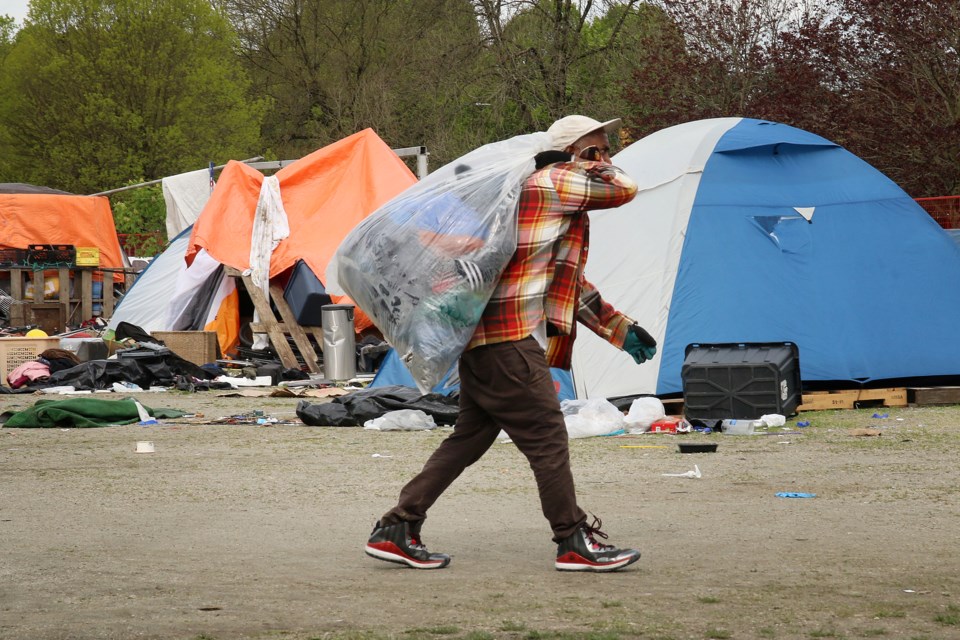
[547,115,622,150]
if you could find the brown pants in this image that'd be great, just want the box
[381,336,587,542]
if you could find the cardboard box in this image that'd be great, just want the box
[151,331,219,366]
[0,336,61,382]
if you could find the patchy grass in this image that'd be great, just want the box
[872,609,906,619]
[934,604,960,626]
[404,627,459,636]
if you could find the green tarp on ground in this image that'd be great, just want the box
[2,398,186,428]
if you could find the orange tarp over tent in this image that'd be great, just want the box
[186,128,418,332]
[0,194,126,281]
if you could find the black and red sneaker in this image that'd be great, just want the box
[555,517,640,572]
[365,520,451,569]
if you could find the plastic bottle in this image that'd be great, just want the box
[720,419,757,435]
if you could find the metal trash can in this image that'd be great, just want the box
[321,304,356,380]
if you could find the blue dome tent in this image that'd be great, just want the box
[573,118,960,398]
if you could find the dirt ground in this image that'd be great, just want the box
[1,390,959,640]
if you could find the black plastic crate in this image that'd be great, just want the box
[283,259,332,326]
[27,243,76,266]
[682,342,802,420]
[0,247,28,267]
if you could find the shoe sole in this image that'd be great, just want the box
[365,543,450,569]
[555,552,640,572]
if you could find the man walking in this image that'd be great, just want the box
[365,115,657,572]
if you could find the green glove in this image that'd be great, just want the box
[622,324,657,364]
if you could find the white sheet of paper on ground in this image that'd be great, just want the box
[662,464,701,478]
[214,375,274,388]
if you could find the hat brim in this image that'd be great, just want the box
[596,118,622,136]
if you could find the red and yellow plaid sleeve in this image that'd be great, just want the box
[577,278,634,348]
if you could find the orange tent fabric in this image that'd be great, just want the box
[186,128,418,331]
[0,194,126,281]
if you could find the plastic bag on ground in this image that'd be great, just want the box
[327,133,554,393]
[564,398,626,439]
[364,409,437,431]
[757,414,786,428]
[624,397,666,432]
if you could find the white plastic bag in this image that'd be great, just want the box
[564,398,626,439]
[757,413,786,428]
[328,133,554,393]
[624,397,666,432]
[363,409,437,431]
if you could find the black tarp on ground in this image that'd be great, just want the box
[296,385,460,427]
[29,352,214,391]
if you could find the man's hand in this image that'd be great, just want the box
[622,324,657,364]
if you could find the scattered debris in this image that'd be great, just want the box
[662,464,702,478]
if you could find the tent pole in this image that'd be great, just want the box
[90,143,429,197]
[89,157,265,196]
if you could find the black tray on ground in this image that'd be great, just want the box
[678,443,718,454]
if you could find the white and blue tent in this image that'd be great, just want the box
[573,117,960,398]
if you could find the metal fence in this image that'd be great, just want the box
[916,196,960,230]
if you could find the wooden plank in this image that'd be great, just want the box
[225,267,300,371]
[798,391,857,411]
[57,268,70,306]
[102,271,115,317]
[58,268,73,325]
[662,398,685,415]
[80,269,93,321]
[798,387,907,412]
[307,327,324,354]
[856,387,907,407]
[9,267,24,300]
[908,386,960,406]
[269,282,321,373]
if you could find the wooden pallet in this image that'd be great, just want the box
[797,387,907,412]
[662,397,685,415]
[226,267,323,374]
[907,386,960,406]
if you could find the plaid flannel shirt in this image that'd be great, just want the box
[467,160,639,369]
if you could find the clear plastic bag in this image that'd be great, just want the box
[563,398,626,439]
[328,132,554,392]
[624,397,666,432]
[363,409,437,431]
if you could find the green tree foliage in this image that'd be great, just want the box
[472,0,646,132]
[0,0,268,193]
[0,15,15,59]
[836,0,960,196]
[625,0,959,197]
[226,0,482,165]
[110,184,167,256]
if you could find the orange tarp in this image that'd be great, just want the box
[186,128,418,331]
[0,194,126,281]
